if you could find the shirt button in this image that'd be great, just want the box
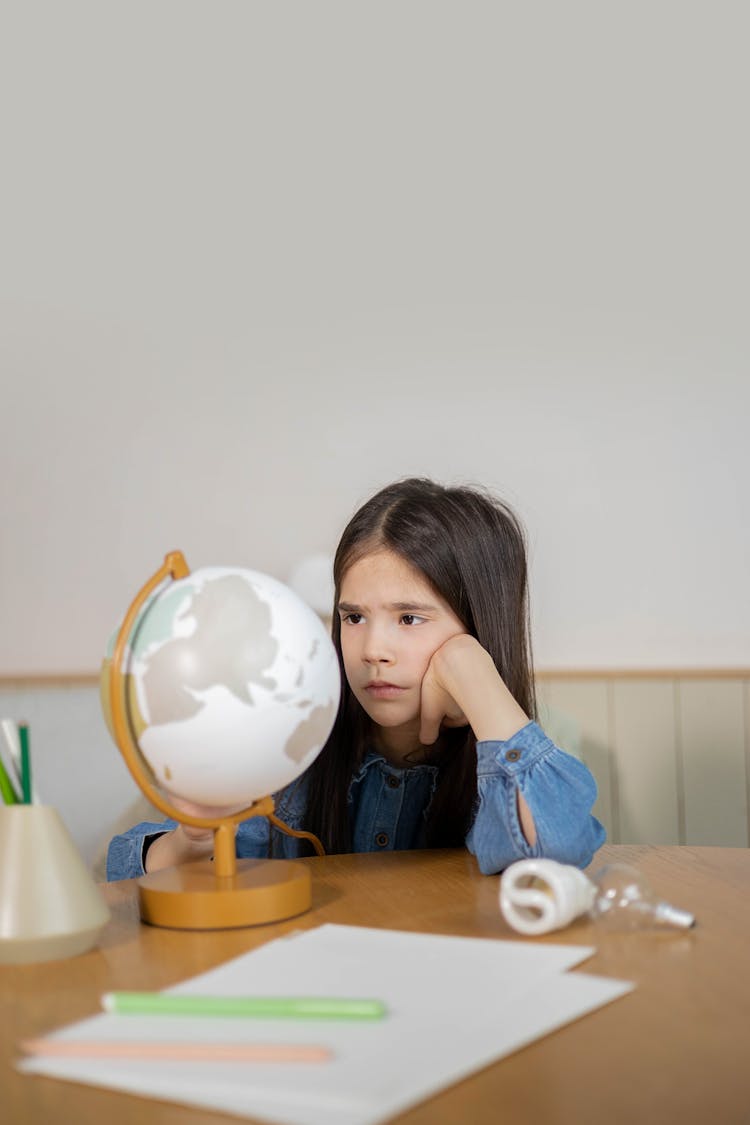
[375,832,389,847]
[505,749,521,762]
[386,775,401,788]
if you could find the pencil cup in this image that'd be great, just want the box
[0,805,111,964]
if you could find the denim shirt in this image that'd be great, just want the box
[105,721,605,881]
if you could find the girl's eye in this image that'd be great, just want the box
[400,614,425,626]
[342,613,363,625]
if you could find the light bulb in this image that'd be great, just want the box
[499,858,596,936]
[499,858,695,937]
[588,863,695,932]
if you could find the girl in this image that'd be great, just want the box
[107,478,604,880]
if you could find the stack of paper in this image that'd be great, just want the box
[18,923,633,1125]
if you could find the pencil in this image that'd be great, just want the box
[18,723,32,804]
[0,753,18,805]
[102,992,387,1020]
[20,1038,333,1063]
[0,720,22,802]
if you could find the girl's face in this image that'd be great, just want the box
[337,548,466,757]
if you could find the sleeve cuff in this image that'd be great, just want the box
[476,721,556,775]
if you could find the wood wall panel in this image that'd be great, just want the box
[537,679,616,843]
[679,680,748,846]
[535,674,750,847]
[610,680,680,845]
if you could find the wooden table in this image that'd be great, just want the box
[3,845,750,1124]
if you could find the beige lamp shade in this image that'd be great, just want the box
[0,805,111,964]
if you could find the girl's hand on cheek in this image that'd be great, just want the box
[419,634,530,746]
[418,635,476,745]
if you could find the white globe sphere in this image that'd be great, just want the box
[103,567,341,806]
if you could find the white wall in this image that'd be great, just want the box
[2,1,748,676]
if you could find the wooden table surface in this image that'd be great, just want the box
[3,844,750,1125]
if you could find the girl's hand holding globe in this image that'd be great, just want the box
[145,795,246,871]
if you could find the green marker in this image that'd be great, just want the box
[19,723,32,804]
[102,992,387,1020]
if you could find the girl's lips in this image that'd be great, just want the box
[364,683,406,699]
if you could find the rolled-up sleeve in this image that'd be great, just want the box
[106,819,177,881]
[466,721,606,875]
[106,814,273,880]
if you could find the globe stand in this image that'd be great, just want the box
[106,550,324,931]
[136,858,313,931]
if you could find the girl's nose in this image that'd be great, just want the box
[362,625,394,665]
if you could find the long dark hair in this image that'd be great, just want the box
[302,477,536,854]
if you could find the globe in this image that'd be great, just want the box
[100,564,341,809]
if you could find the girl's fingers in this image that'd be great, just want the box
[419,672,467,744]
[170,794,244,819]
[168,795,244,841]
[419,671,443,744]
[419,710,441,746]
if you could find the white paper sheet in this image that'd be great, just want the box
[18,923,633,1125]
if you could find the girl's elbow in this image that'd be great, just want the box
[537,818,606,870]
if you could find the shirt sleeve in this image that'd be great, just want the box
[105,819,177,881]
[465,721,606,875]
[105,815,273,880]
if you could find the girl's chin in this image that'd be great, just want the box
[359,703,419,729]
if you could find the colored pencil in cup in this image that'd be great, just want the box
[0,719,22,803]
[18,723,32,804]
[0,753,18,805]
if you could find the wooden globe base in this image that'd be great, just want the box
[137,858,312,930]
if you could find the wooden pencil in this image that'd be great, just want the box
[20,1038,333,1063]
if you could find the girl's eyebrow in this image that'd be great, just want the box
[337,600,438,614]
[337,601,362,614]
[391,602,439,613]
